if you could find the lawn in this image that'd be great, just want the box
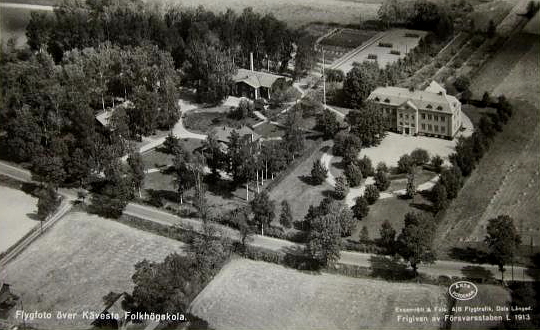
[252,122,284,138]
[267,140,331,228]
[2,211,185,328]
[436,35,540,261]
[184,111,259,134]
[141,138,203,170]
[0,185,39,253]
[360,132,457,168]
[189,258,448,330]
[461,104,497,127]
[347,194,432,241]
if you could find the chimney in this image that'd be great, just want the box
[250,52,254,72]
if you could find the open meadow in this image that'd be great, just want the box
[0,185,38,253]
[189,258,448,330]
[437,34,540,259]
[0,212,185,328]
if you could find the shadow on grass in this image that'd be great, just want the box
[281,245,321,271]
[331,161,345,170]
[298,175,319,186]
[369,255,416,281]
[204,177,235,199]
[145,189,178,207]
[410,202,435,213]
[160,165,176,175]
[461,265,495,282]
[321,189,336,199]
[26,212,40,221]
[449,247,492,264]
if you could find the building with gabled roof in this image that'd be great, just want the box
[232,53,290,100]
[367,81,462,138]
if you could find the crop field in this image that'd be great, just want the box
[1,212,185,328]
[436,35,540,258]
[0,186,38,253]
[150,0,380,28]
[190,258,448,330]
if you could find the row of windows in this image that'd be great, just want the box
[373,97,446,111]
[421,124,446,133]
[399,113,415,120]
[421,113,446,122]
[399,122,415,127]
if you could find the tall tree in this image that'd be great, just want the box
[306,212,342,267]
[128,151,145,198]
[485,215,521,282]
[378,220,396,254]
[250,191,275,235]
[311,159,328,185]
[396,212,436,275]
[346,102,388,147]
[279,200,293,229]
[36,185,60,232]
[351,196,369,220]
[342,62,380,109]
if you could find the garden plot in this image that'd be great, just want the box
[190,258,448,330]
[0,186,38,253]
[332,29,428,73]
[1,212,185,329]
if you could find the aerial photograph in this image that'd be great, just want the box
[0,0,538,329]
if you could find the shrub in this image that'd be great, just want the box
[368,54,378,59]
[375,161,388,173]
[351,196,369,220]
[430,155,444,173]
[431,182,447,212]
[410,148,430,165]
[374,170,390,191]
[311,159,328,185]
[364,184,380,204]
[390,50,401,55]
[355,156,374,177]
[345,162,363,187]
[397,154,415,173]
[378,42,393,48]
[454,76,470,93]
[334,176,349,200]
[326,69,345,83]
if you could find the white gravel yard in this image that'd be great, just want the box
[0,186,39,253]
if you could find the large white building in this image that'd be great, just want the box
[367,81,462,139]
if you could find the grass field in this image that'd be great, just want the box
[0,185,38,253]
[1,211,185,328]
[437,34,540,259]
[452,284,511,329]
[268,140,331,227]
[184,111,259,134]
[189,258,448,330]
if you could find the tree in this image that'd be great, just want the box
[189,222,232,281]
[351,196,369,220]
[376,161,388,173]
[306,213,342,267]
[478,116,496,140]
[439,166,463,199]
[279,200,293,229]
[487,19,496,38]
[344,162,363,187]
[311,159,328,185]
[315,109,340,139]
[364,184,380,205]
[128,151,145,198]
[342,62,380,108]
[36,185,60,232]
[397,212,436,275]
[360,226,369,242]
[346,102,388,147]
[355,156,374,177]
[163,133,182,155]
[430,155,444,173]
[283,108,305,159]
[333,132,362,159]
[485,215,521,282]
[378,220,396,254]
[334,176,349,200]
[90,164,133,218]
[410,148,429,166]
[397,154,415,173]
[405,172,416,199]
[203,131,224,178]
[431,182,447,212]
[250,191,275,235]
[453,76,470,93]
[294,37,316,79]
[230,207,254,251]
[32,154,66,188]
[481,91,492,107]
[374,169,390,191]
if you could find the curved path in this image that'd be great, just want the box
[321,150,440,207]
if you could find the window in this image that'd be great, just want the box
[437,106,443,110]
[441,116,445,122]
[435,126,439,132]
[421,124,426,129]
[411,123,415,127]
[399,122,403,126]
[399,113,403,118]
[405,114,409,119]
[426,104,432,109]
[428,124,432,131]
[384,98,390,103]
[411,115,415,120]
[422,113,426,119]
[441,126,445,132]
[434,115,438,121]
[428,114,432,120]
[375,97,380,102]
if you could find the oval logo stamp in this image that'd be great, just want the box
[448,281,478,301]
